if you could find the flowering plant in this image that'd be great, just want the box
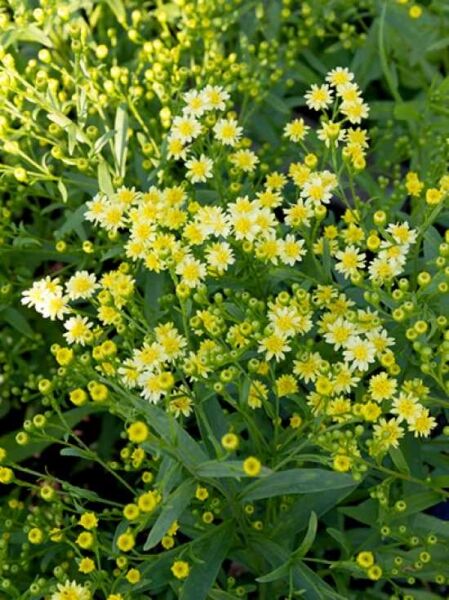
[2,2,449,600]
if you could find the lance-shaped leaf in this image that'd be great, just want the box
[144,478,196,550]
[240,468,355,502]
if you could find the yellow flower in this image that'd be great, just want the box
[28,527,44,544]
[409,4,422,18]
[333,455,351,472]
[117,531,135,552]
[126,568,141,584]
[367,564,383,580]
[0,467,14,484]
[195,486,209,501]
[79,512,98,530]
[79,557,95,574]
[426,187,443,205]
[221,433,239,451]
[76,531,94,550]
[137,491,157,513]
[127,421,149,443]
[69,388,88,406]
[356,551,374,568]
[243,456,262,477]
[123,503,140,521]
[171,560,190,579]
[56,347,74,366]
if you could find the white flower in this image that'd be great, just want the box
[51,580,91,600]
[171,115,202,144]
[182,89,209,117]
[213,118,242,146]
[343,336,376,371]
[304,84,333,111]
[185,154,213,183]
[66,271,98,300]
[63,315,93,345]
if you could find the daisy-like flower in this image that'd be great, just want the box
[373,417,404,449]
[279,234,306,266]
[258,332,291,362]
[213,118,242,146]
[176,256,207,288]
[196,206,231,237]
[268,304,302,337]
[155,323,187,361]
[205,241,235,274]
[335,245,366,278]
[171,115,202,144]
[98,202,126,233]
[229,149,259,172]
[326,67,354,89]
[51,580,91,600]
[386,222,417,247]
[301,174,334,205]
[22,278,61,310]
[139,371,164,403]
[118,358,140,389]
[169,390,193,417]
[408,407,437,437]
[317,120,345,147]
[343,336,376,371]
[167,135,188,160]
[304,84,333,111]
[185,154,213,183]
[133,342,167,372]
[182,89,209,117]
[202,85,229,111]
[84,193,107,225]
[293,352,323,383]
[63,316,93,345]
[391,393,420,423]
[284,118,310,142]
[369,372,397,402]
[284,199,314,228]
[40,292,70,321]
[324,318,354,350]
[340,99,370,124]
[66,271,98,300]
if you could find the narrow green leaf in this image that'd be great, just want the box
[143,479,195,550]
[3,307,33,337]
[60,447,92,460]
[293,511,317,559]
[114,103,128,177]
[195,460,244,478]
[98,160,114,195]
[241,469,355,502]
[179,522,233,600]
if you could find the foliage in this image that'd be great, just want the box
[1,1,449,600]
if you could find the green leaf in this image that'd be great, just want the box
[256,562,291,584]
[114,103,128,177]
[0,405,97,463]
[196,460,259,478]
[179,522,233,600]
[240,469,355,501]
[56,204,87,239]
[143,479,196,550]
[57,179,68,203]
[60,447,92,460]
[293,511,317,559]
[98,160,114,195]
[103,0,127,25]
[139,405,208,470]
[2,307,33,337]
